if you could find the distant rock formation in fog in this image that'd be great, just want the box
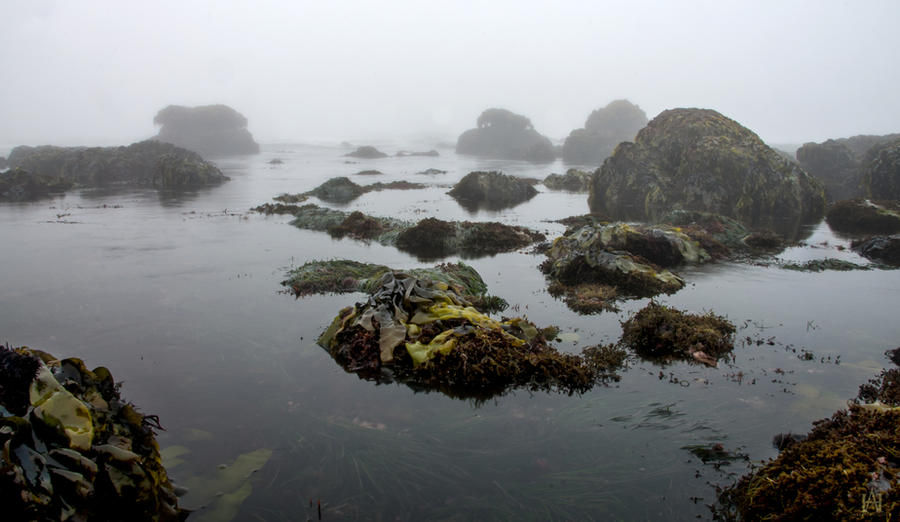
[563,100,648,166]
[344,146,388,159]
[0,156,7,170]
[153,104,259,157]
[860,137,900,200]
[7,140,227,190]
[456,108,555,163]
[797,133,900,201]
[589,108,825,236]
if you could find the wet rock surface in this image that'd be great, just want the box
[303,176,426,204]
[0,167,74,201]
[826,199,900,235]
[851,235,900,266]
[543,169,592,192]
[303,263,625,400]
[344,146,388,159]
[456,108,555,163]
[448,171,538,211]
[153,104,259,156]
[0,345,184,521]
[562,99,648,166]
[588,108,825,235]
[7,141,227,190]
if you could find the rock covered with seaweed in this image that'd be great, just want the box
[0,345,185,521]
[797,133,900,201]
[7,140,227,190]
[448,171,538,211]
[588,108,825,236]
[562,99,648,166]
[1,167,74,200]
[286,261,625,400]
[826,199,900,235]
[860,137,900,201]
[543,169,592,192]
[153,104,259,156]
[456,108,555,163]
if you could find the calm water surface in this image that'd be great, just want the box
[2,143,899,520]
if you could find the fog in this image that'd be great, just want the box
[2,0,899,147]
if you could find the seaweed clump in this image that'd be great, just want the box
[716,356,900,521]
[314,266,623,400]
[620,301,735,367]
[0,345,185,521]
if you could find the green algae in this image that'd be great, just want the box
[782,258,870,272]
[183,447,273,522]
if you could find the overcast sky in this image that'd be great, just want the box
[2,0,899,147]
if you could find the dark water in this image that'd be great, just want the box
[2,143,899,520]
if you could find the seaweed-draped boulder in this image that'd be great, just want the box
[153,104,259,156]
[448,171,538,211]
[797,133,900,201]
[543,169,592,192]
[0,168,74,200]
[860,138,900,200]
[7,141,227,188]
[562,99,648,166]
[588,108,825,234]
[456,108,555,163]
[0,345,185,521]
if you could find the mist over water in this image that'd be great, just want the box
[2,1,900,147]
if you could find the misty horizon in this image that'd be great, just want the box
[2,0,899,148]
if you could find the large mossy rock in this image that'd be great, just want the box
[860,138,900,201]
[826,199,900,235]
[456,108,555,163]
[562,99,648,166]
[797,133,900,202]
[588,108,825,235]
[0,167,74,200]
[448,171,538,211]
[153,104,259,156]
[0,346,184,521]
[7,141,227,189]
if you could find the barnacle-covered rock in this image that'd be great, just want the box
[0,345,185,521]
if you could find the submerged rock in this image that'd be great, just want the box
[852,235,900,266]
[448,171,538,211]
[826,199,900,235]
[620,301,735,367]
[153,104,259,156]
[395,150,439,157]
[860,138,900,201]
[344,146,388,159]
[0,345,184,521]
[543,169,592,192]
[716,354,900,520]
[7,141,227,189]
[562,99,648,165]
[589,108,825,236]
[285,204,545,259]
[308,264,624,399]
[782,258,870,272]
[456,108,555,163]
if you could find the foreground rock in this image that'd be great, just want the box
[716,350,900,520]
[285,204,544,259]
[448,171,538,211]
[620,301,735,367]
[153,104,259,156]
[562,99,648,165]
[852,235,900,266]
[344,146,388,159]
[797,133,900,201]
[826,199,900,235]
[0,345,184,521]
[589,108,825,236]
[456,108,555,163]
[7,141,227,189]
[860,137,900,201]
[543,169,592,192]
[293,262,625,400]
